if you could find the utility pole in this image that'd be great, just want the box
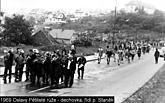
[0,0,3,24]
[112,0,117,47]
[0,4,1,25]
[162,23,164,40]
[0,0,1,13]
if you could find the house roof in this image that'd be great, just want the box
[125,0,155,9]
[31,29,56,45]
[32,25,44,36]
[49,29,76,40]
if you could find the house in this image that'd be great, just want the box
[125,0,156,14]
[66,14,79,22]
[31,27,58,46]
[44,12,67,24]
[49,29,78,44]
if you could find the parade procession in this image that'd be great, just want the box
[1,0,165,103]
[2,41,152,89]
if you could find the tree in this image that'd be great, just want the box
[27,16,36,26]
[3,14,33,45]
[37,16,45,25]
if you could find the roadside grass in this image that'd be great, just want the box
[39,45,99,56]
[123,63,165,103]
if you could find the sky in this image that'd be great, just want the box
[1,0,165,14]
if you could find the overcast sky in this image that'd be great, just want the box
[1,0,165,14]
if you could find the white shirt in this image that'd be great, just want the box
[67,60,71,70]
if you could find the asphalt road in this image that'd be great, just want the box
[58,51,165,103]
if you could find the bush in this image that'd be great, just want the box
[72,37,92,47]
[39,44,97,56]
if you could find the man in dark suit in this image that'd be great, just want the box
[3,49,14,84]
[43,52,52,85]
[51,53,62,88]
[154,48,160,64]
[25,49,33,82]
[61,50,68,84]
[77,53,86,79]
[65,50,77,88]
[30,49,37,85]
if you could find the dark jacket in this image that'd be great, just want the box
[106,48,113,57]
[137,48,141,54]
[4,54,10,67]
[68,56,77,73]
[77,56,86,68]
[8,52,14,66]
[62,48,67,55]
[71,49,76,55]
[33,57,44,76]
[52,57,62,77]
[154,50,160,57]
[61,55,68,69]
[43,56,52,74]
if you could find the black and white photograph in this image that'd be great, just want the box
[0,0,165,103]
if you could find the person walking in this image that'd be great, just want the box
[65,50,77,88]
[77,53,86,79]
[130,48,136,61]
[115,52,120,65]
[125,49,131,63]
[154,48,160,64]
[137,46,142,59]
[105,46,113,65]
[97,47,103,64]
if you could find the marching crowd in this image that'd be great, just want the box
[3,45,87,88]
[2,41,152,89]
[97,41,151,65]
